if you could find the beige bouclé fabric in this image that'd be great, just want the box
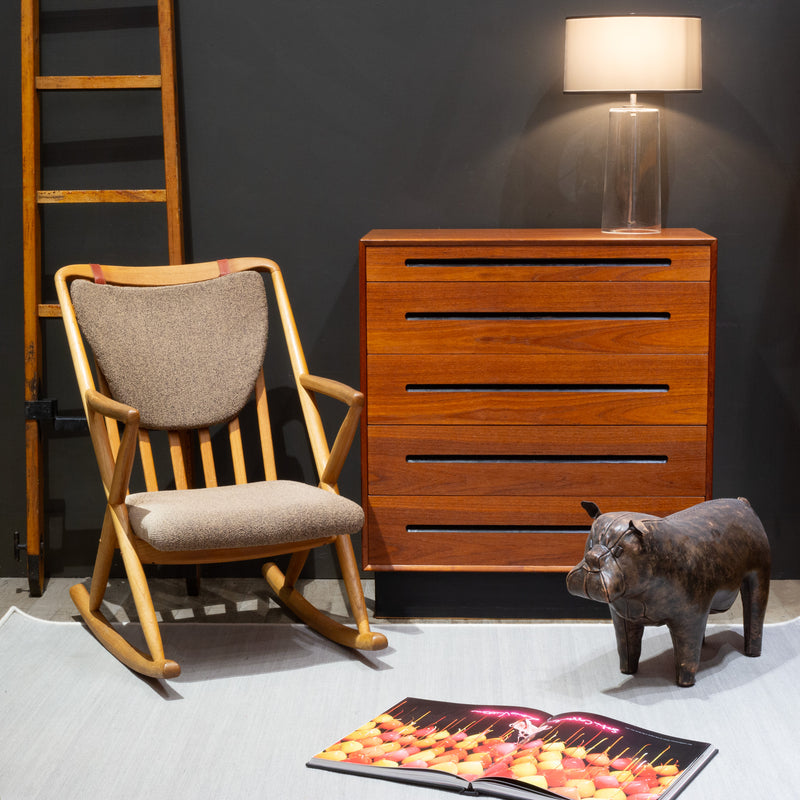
[70,271,268,430]
[126,480,365,551]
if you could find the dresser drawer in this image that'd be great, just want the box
[365,495,706,571]
[364,243,712,282]
[366,281,710,355]
[367,424,707,496]
[367,353,709,425]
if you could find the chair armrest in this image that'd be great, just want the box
[84,389,140,504]
[298,373,364,489]
[85,388,140,425]
[299,374,364,410]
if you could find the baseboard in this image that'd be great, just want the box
[373,572,611,620]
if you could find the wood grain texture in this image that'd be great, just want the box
[37,189,167,203]
[35,75,161,89]
[367,281,709,355]
[367,425,707,496]
[157,0,185,264]
[364,495,705,571]
[360,228,716,246]
[364,240,712,283]
[360,229,717,573]
[21,0,43,591]
[366,353,708,425]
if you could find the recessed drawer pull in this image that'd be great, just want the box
[406,524,591,534]
[405,312,671,321]
[405,383,670,393]
[405,454,668,464]
[405,258,672,268]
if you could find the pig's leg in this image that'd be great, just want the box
[667,613,708,687]
[610,608,644,674]
[740,568,770,657]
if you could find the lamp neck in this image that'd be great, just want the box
[629,92,639,107]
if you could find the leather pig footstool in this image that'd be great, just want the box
[566,498,771,687]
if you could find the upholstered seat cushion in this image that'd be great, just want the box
[125,480,364,552]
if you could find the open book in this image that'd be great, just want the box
[307,697,716,799]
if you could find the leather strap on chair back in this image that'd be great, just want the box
[71,271,268,430]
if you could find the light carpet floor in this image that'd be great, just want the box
[0,607,797,799]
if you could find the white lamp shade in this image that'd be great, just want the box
[564,16,702,93]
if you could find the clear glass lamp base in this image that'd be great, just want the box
[601,104,661,234]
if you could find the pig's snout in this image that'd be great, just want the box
[585,544,612,570]
[566,545,625,604]
[565,565,591,599]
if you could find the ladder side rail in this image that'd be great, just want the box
[157,0,184,264]
[21,0,45,593]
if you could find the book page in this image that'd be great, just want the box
[479,710,715,798]
[310,697,550,781]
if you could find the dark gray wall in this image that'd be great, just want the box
[2,0,799,579]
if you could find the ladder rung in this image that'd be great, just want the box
[38,304,62,318]
[37,189,167,204]
[35,75,162,90]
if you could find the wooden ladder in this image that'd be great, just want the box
[21,0,185,595]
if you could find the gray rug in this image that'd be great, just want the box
[1,606,797,799]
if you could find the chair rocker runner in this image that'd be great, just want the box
[55,257,387,679]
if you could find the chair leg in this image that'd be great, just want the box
[334,534,383,643]
[262,536,387,652]
[87,507,117,611]
[284,551,309,589]
[71,507,181,680]
[185,564,201,597]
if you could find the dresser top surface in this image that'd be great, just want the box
[361,228,716,246]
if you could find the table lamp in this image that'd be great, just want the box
[564,15,702,233]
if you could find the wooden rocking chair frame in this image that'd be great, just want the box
[55,257,387,679]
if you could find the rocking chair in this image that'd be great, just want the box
[54,257,387,678]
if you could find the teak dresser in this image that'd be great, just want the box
[359,229,716,578]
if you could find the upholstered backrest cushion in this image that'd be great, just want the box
[71,271,268,430]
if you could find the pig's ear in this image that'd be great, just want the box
[628,519,653,536]
[581,500,601,519]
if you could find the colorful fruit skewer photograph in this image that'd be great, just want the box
[313,700,694,799]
